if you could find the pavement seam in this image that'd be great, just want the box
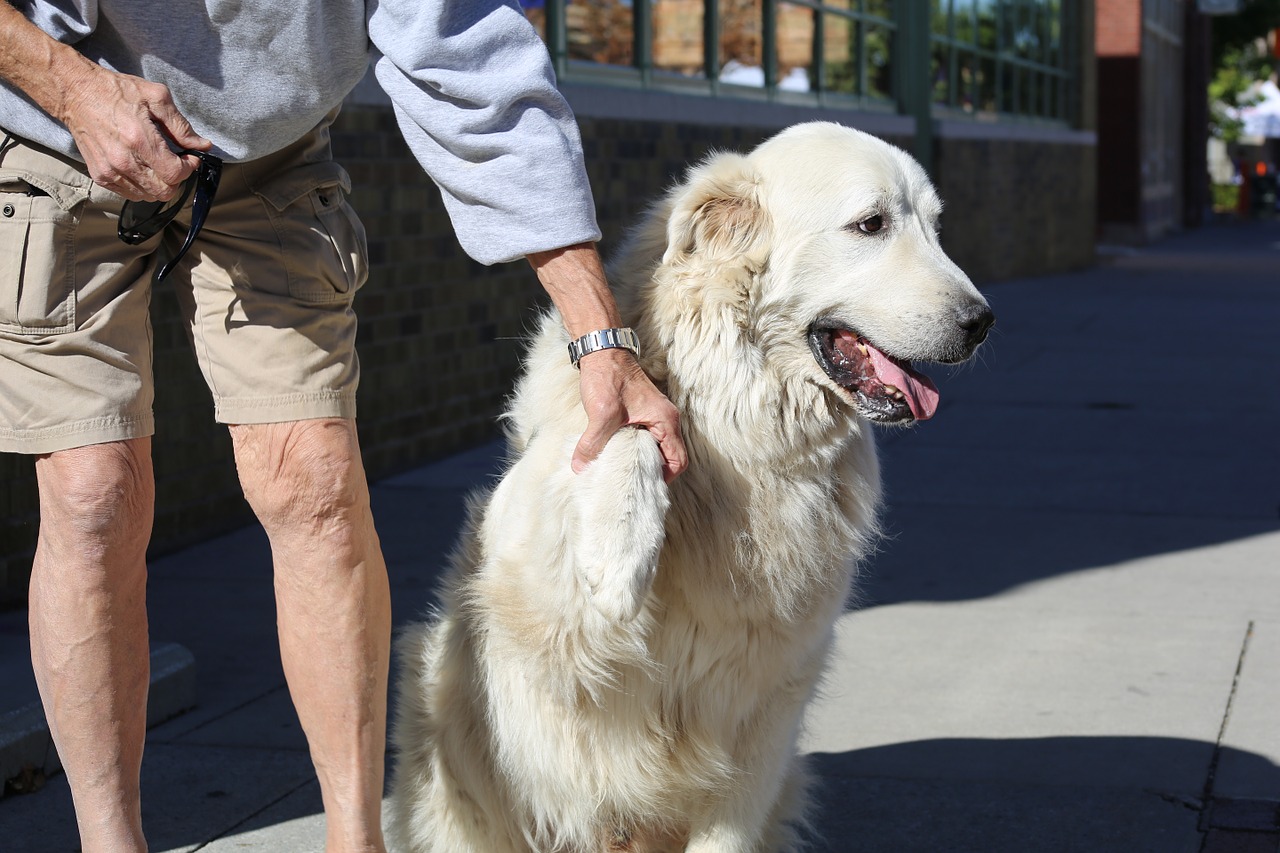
[150,683,290,744]
[187,776,318,851]
[1197,619,1255,846]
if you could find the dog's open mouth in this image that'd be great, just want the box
[808,326,940,423]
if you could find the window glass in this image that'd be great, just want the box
[824,11,860,96]
[865,0,892,22]
[1013,2,1041,63]
[932,0,949,37]
[566,0,634,67]
[976,0,998,50]
[865,23,894,101]
[978,54,998,112]
[956,50,980,112]
[999,61,1016,113]
[653,0,705,78]
[1019,67,1035,114]
[778,3,816,92]
[954,0,976,44]
[932,40,950,106]
[720,0,764,86]
[1046,0,1062,66]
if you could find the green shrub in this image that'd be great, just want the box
[1212,183,1240,212]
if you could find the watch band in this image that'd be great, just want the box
[567,327,641,368]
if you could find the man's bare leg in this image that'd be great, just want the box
[28,438,154,853]
[230,419,390,853]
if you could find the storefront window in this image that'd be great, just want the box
[931,0,1072,120]
[526,0,1072,124]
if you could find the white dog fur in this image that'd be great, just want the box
[389,122,992,852]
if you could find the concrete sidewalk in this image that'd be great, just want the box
[2,218,1278,852]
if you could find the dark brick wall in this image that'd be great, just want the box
[935,135,1097,282]
[0,104,1094,606]
[0,453,36,607]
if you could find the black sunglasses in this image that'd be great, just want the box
[117,150,223,283]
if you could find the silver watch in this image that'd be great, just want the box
[567,327,641,368]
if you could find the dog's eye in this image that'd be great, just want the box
[856,215,884,235]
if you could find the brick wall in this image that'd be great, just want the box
[1097,0,1142,57]
[0,104,1095,606]
[0,447,36,606]
[936,134,1098,281]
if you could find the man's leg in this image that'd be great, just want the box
[230,418,391,853]
[28,438,154,853]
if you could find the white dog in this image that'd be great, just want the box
[389,122,993,853]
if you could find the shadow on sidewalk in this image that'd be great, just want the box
[810,736,1280,853]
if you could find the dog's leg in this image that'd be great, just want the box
[388,619,532,853]
[571,426,669,622]
[683,663,826,853]
[756,756,816,853]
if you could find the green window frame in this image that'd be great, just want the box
[523,0,1077,124]
[929,0,1076,121]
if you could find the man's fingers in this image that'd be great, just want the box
[151,99,210,153]
[65,69,208,201]
[135,119,203,191]
[571,418,616,474]
[654,428,688,483]
[571,356,686,480]
[93,155,181,201]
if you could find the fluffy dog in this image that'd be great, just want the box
[389,122,993,852]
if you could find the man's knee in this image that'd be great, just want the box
[230,420,369,536]
[35,440,155,549]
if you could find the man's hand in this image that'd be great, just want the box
[0,3,209,201]
[528,242,687,482]
[574,347,686,483]
[61,66,210,201]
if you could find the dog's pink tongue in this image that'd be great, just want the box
[864,342,940,421]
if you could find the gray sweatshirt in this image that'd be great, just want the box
[1,0,600,264]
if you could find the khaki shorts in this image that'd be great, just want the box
[0,122,368,454]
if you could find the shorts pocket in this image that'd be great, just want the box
[0,170,88,334]
[255,163,369,305]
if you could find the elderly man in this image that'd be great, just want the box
[0,2,685,850]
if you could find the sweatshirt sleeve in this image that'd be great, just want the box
[366,0,601,266]
[15,0,97,43]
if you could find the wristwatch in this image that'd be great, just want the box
[567,327,641,368]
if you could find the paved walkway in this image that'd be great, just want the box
[1,218,1278,852]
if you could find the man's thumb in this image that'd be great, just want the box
[153,100,210,151]
[572,428,606,474]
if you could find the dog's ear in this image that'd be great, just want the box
[662,153,766,267]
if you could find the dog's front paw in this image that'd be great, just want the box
[581,538,660,623]
[573,428,669,622]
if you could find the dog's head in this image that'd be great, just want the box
[648,122,993,428]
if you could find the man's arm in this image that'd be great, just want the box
[0,1,208,200]
[528,243,687,483]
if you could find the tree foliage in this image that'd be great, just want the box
[1211,0,1280,68]
[1208,0,1280,141]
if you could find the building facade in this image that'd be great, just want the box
[1096,0,1212,241]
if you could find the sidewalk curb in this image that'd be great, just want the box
[0,641,197,800]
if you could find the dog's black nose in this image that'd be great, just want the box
[956,303,995,349]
